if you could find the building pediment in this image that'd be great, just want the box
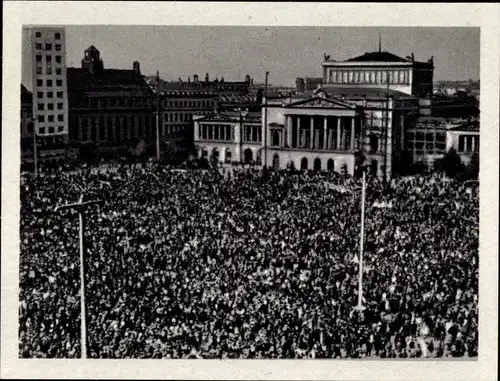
[197,113,235,123]
[285,96,357,110]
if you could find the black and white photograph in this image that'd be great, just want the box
[2,2,498,380]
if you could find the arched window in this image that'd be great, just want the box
[327,159,335,171]
[225,149,232,163]
[273,154,280,169]
[244,148,253,164]
[314,157,321,171]
[300,157,308,170]
[212,147,219,162]
[271,130,280,147]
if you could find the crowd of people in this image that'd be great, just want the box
[19,163,479,359]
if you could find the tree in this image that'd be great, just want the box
[441,147,465,178]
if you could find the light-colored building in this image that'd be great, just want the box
[446,119,480,166]
[22,26,69,161]
[322,51,434,98]
[406,117,479,169]
[194,111,262,164]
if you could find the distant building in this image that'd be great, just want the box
[157,90,217,149]
[406,117,479,170]
[295,77,323,94]
[322,51,434,98]
[20,85,34,165]
[67,46,155,158]
[193,110,262,164]
[22,26,69,163]
[446,118,480,166]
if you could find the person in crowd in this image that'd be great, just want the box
[19,163,479,359]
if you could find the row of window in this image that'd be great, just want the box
[36,65,63,75]
[161,99,214,109]
[35,43,62,51]
[407,132,447,142]
[458,135,479,153]
[35,55,63,63]
[37,91,64,99]
[199,124,234,141]
[37,102,64,111]
[37,126,65,134]
[35,31,61,39]
[74,115,158,142]
[36,79,64,87]
[163,112,194,122]
[37,114,65,122]
[328,69,410,85]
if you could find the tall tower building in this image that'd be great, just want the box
[22,26,69,147]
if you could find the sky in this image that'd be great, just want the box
[65,26,479,87]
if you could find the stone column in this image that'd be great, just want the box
[471,136,476,152]
[296,117,301,148]
[310,116,314,149]
[287,115,293,147]
[323,117,327,150]
[336,117,341,150]
[350,117,355,150]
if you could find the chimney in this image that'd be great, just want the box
[133,61,141,75]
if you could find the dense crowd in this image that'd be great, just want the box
[19,163,479,359]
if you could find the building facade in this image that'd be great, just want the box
[446,119,480,166]
[322,51,434,98]
[22,26,69,162]
[194,111,262,164]
[67,46,156,158]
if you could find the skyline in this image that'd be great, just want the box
[63,26,480,87]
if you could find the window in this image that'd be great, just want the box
[38,115,45,122]
[55,44,61,51]
[48,115,54,122]
[37,103,44,111]
[46,55,52,63]
[48,126,55,134]
[55,32,61,39]
[57,91,63,98]
[47,80,53,87]
[58,126,64,133]
[47,92,53,98]
[56,67,62,75]
[55,56,62,63]
[37,79,43,86]
[46,66,52,75]
[458,136,465,152]
[57,103,63,110]
[36,66,43,75]
[56,79,62,86]
[35,32,42,38]
[47,103,54,110]
[37,92,43,99]
[57,114,64,122]
[36,55,42,62]
[36,43,42,50]
[39,127,45,134]
[45,43,52,50]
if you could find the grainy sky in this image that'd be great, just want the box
[65,26,479,86]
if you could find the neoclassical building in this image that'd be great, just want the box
[322,51,434,98]
[193,111,262,164]
[262,92,364,174]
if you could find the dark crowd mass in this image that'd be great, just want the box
[19,163,479,359]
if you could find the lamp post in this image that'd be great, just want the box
[155,70,161,162]
[54,194,104,358]
[354,166,367,312]
[263,71,269,168]
[240,109,248,165]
